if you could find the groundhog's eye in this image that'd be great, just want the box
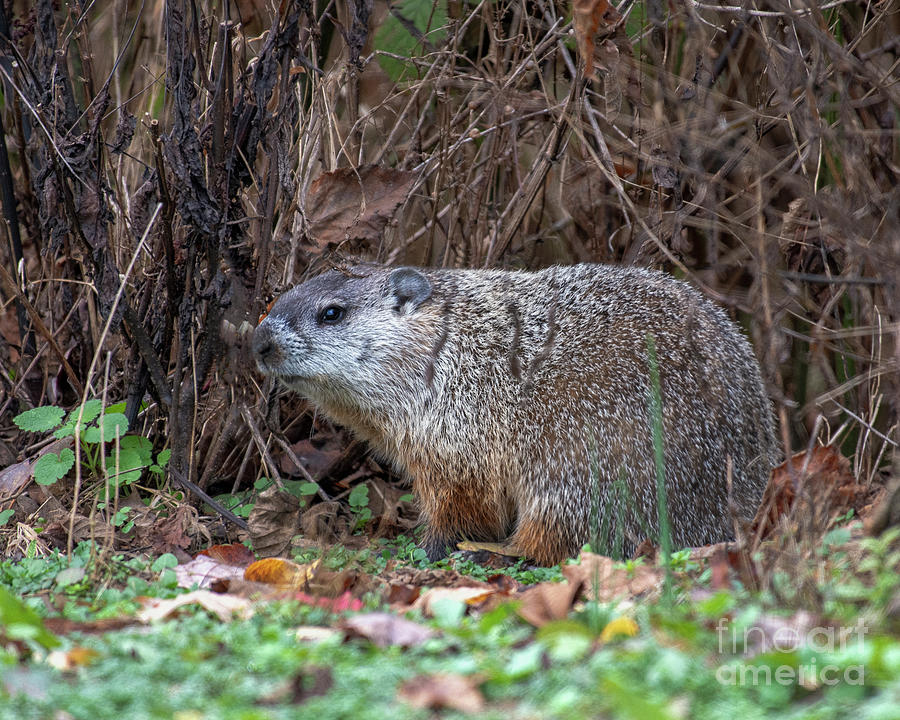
[318,305,346,325]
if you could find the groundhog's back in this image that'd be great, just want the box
[398,264,778,560]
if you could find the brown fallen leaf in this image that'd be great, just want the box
[137,590,253,623]
[753,445,859,539]
[517,576,582,627]
[306,165,417,253]
[43,617,138,635]
[198,543,256,567]
[518,552,661,627]
[340,612,434,648]
[398,673,485,714]
[247,486,303,558]
[563,553,661,602]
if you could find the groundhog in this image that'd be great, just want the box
[252,263,779,565]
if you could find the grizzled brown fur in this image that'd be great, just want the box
[252,264,779,565]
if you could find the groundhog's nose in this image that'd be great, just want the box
[251,323,277,365]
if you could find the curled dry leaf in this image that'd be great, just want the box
[244,557,319,587]
[599,616,639,643]
[247,486,303,558]
[572,0,621,79]
[517,575,582,627]
[340,612,434,648]
[398,673,485,714]
[753,445,860,539]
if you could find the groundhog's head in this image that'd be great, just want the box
[252,266,434,403]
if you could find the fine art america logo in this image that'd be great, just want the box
[715,616,867,687]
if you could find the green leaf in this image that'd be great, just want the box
[155,448,171,468]
[54,400,104,439]
[104,446,148,486]
[14,406,65,433]
[83,413,130,443]
[120,435,153,465]
[375,0,449,82]
[348,484,369,508]
[54,566,86,588]
[33,449,76,485]
[70,399,103,424]
[0,584,60,649]
[151,553,178,572]
[0,508,14,526]
[537,620,595,662]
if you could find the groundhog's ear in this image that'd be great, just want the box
[388,267,432,313]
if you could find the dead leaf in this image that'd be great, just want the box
[398,673,485,714]
[295,590,364,613]
[198,543,257,567]
[412,586,497,616]
[244,557,320,587]
[174,554,247,590]
[46,647,100,670]
[691,543,757,591]
[563,553,661,602]
[386,582,420,606]
[299,501,346,543]
[305,165,417,253]
[148,503,195,554]
[456,539,526,558]
[0,461,32,499]
[381,566,496,590]
[518,553,661,627]
[260,666,334,705]
[340,612,434,648]
[294,626,341,643]
[753,445,859,539]
[42,510,114,548]
[279,438,342,478]
[517,577,582,627]
[247,486,303,558]
[866,477,900,535]
[599,616,639,643]
[572,0,621,79]
[137,590,254,623]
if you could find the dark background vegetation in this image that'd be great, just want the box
[0,0,897,551]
